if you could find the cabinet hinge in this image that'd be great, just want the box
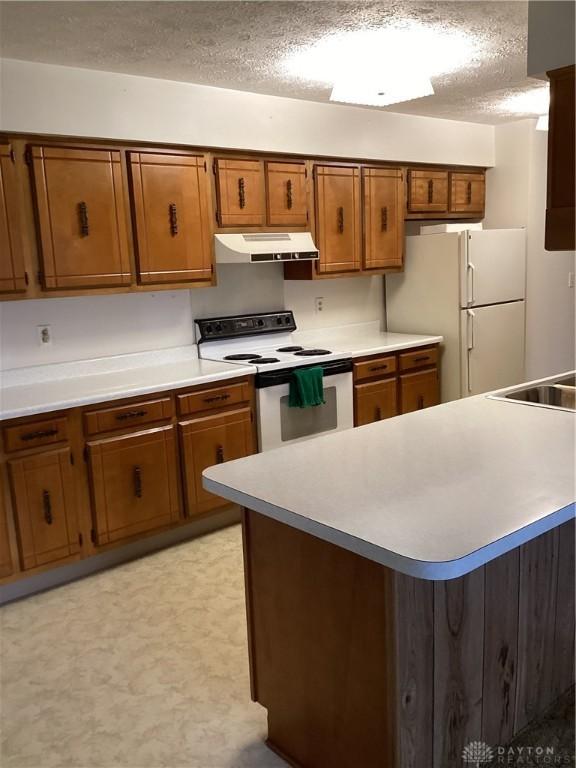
[306,210,309,222]
[305,167,308,178]
[211,263,214,275]
[83,446,88,462]
[78,533,83,547]
[212,159,218,175]
[70,452,75,465]
[37,269,43,285]
[90,529,96,544]
[9,146,15,163]
[203,160,207,172]
[215,210,221,226]
[24,146,32,166]
[250,410,254,423]
[24,271,29,286]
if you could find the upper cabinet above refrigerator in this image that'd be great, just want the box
[459,229,526,308]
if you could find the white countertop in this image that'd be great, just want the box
[204,374,575,581]
[0,347,256,420]
[293,322,442,358]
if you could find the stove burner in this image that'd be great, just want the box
[277,346,304,352]
[257,357,280,364]
[293,349,331,356]
[223,353,262,361]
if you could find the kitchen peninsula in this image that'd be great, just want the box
[203,375,576,768]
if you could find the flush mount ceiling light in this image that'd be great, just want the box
[282,22,477,107]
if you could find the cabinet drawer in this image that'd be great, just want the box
[4,416,69,453]
[399,347,438,372]
[84,397,174,435]
[354,355,397,382]
[177,381,251,416]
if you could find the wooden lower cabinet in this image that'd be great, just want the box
[8,447,80,570]
[0,481,14,577]
[354,379,398,427]
[400,369,440,413]
[87,425,181,545]
[180,407,255,517]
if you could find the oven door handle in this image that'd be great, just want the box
[255,359,353,388]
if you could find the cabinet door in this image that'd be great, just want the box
[354,379,398,427]
[265,161,308,227]
[449,172,485,214]
[87,425,180,545]
[400,369,440,414]
[0,480,14,578]
[180,407,255,517]
[363,168,404,270]
[8,448,79,570]
[407,170,449,213]
[129,152,213,284]
[315,165,361,274]
[0,145,27,293]
[215,159,265,227]
[30,146,131,289]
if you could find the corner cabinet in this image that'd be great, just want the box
[29,146,132,289]
[128,151,213,284]
[0,144,27,294]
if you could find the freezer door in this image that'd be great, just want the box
[460,229,526,308]
[460,301,525,396]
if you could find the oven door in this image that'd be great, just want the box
[256,362,353,452]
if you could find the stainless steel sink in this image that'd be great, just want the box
[489,373,576,412]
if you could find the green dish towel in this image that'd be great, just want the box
[288,366,326,408]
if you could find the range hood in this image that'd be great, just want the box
[214,233,319,264]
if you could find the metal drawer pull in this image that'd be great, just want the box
[417,395,425,410]
[134,466,143,498]
[216,445,225,463]
[413,355,430,363]
[43,490,53,525]
[466,181,472,205]
[78,201,89,236]
[20,428,59,442]
[238,177,246,209]
[337,206,344,233]
[169,203,178,236]
[427,179,434,204]
[203,393,231,404]
[286,179,293,210]
[381,206,388,232]
[116,410,148,421]
[369,364,389,372]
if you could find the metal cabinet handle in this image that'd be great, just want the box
[134,466,143,498]
[238,177,246,209]
[203,393,231,404]
[78,201,89,236]
[413,355,430,363]
[216,445,225,464]
[169,203,178,236]
[337,206,344,233]
[43,490,53,525]
[381,206,388,232]
[417,395,425,410]
[286,179,293,210]
[427,179,434,204]
[466,181,472,205]
[20,428,58,442]
[116,410,148,421]
[369,364,389,372]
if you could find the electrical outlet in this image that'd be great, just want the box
[37,325,52,346]
[568,272,575,289]
[315,297,324,313]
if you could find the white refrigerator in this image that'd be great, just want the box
[386,229,526,402]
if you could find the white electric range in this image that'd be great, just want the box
[195,311,353,451]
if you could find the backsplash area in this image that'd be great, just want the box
[0,265,383,370]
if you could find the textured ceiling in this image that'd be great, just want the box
[0,0,541,124]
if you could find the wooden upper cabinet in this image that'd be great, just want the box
[87,425,180,546]
[449,172,485,214]
[180,407,254,517]
[29,145,132,289]
[0,145,27,294]
[407,169,449,213]
[265,161,308,227]
[315,165,361,274]
[128,152,213,284]
[545,65,575,250]
[215,158,265,227]
[362,168,404,270]
[8,447,80,570]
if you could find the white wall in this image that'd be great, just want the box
[0,59,495,166]
[485,120,575,379]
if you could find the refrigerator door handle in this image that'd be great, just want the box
[467,261,476,306]
[466,309,475,393]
